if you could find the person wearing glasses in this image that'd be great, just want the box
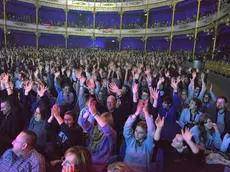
[50,146,92,172]
[0,130,46,172]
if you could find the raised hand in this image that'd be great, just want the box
[212,123,218,131]
[201,72,205,81]
[143,100,149,114]
[132,83,138,94]
[150,88,159,100]
[88,98,97,115]
[24,81,33,95]
[109,83,120,94]
[37,85,48,97]
[86,78,95,90]
[54,71,60,79]
[157,77,165,86]
[155,115,165,129]
[135,100,144,115]
[181,128,193,142]
[52,104,61,118]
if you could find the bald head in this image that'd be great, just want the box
[107,95,116,112]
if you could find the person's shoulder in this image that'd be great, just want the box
[29,149,45,162]
[2,148,13,157]
[190,125,199,132]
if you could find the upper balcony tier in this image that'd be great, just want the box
[18,0,187,12]
[0,3,229,37]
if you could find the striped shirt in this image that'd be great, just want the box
[0,148,46,172]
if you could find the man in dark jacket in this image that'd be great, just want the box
[208,96,230,137]
[0,73,25,156]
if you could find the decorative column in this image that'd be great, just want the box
[35,0,40,49]
[93,0,96,34]
[143,36,148,53]
[91,35,95,47]
[144,0,149,53]
[3,0,7,48]
[212,0,222,59]
[118,37,122,50]
[65,0,69,49]
[192,0,202,59]
[169,0,176,54]
[119,0,123,40]
[64,34,69,48]
[36,32,40,49]
[119,11,123,40]
[93,11,96,35]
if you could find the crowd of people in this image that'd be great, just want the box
[0,46,230,172]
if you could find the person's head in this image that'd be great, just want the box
[198,113,213,130]
[34,102,47,121]
[0,99,11,115]
[216,96,228,111]
[203,93,210,103]
[63,84,71,93]
[97,91,105,104]
[64,110,76,128]
[198,113,215,144]
[107,95,116,112]
[121,85,130,96]
[62,146,92,172]
[135,121,147,143]
[189,98,202,111]
[171,133,184,150]
[107,162,132,172]
[99,112,114,128]
[180,89,188,100]
[141,77,147,87]
[162,96,172,109]
[194,85,201,95]
[141,88,150,102]
[12,130,37,156]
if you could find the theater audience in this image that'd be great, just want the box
[0,46,230,172]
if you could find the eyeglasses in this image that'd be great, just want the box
[13,139,26,144]
[61,156,72,168]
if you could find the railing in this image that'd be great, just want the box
[205,60,230,77]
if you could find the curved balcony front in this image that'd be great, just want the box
[0,3,229,37]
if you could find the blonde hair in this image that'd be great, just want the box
[107,162,133,172]
[101,112,114,128]
[65,146,92,172]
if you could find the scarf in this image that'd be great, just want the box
[89,126,105,152]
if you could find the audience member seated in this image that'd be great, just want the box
[44,105,83,160]
[190,113,222,153]
[107,161,132,172]
[123,100,155,172]
[0,130,46,172]
[50,145,92,172]
[0,73,25,156]
[79,98,116,172]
